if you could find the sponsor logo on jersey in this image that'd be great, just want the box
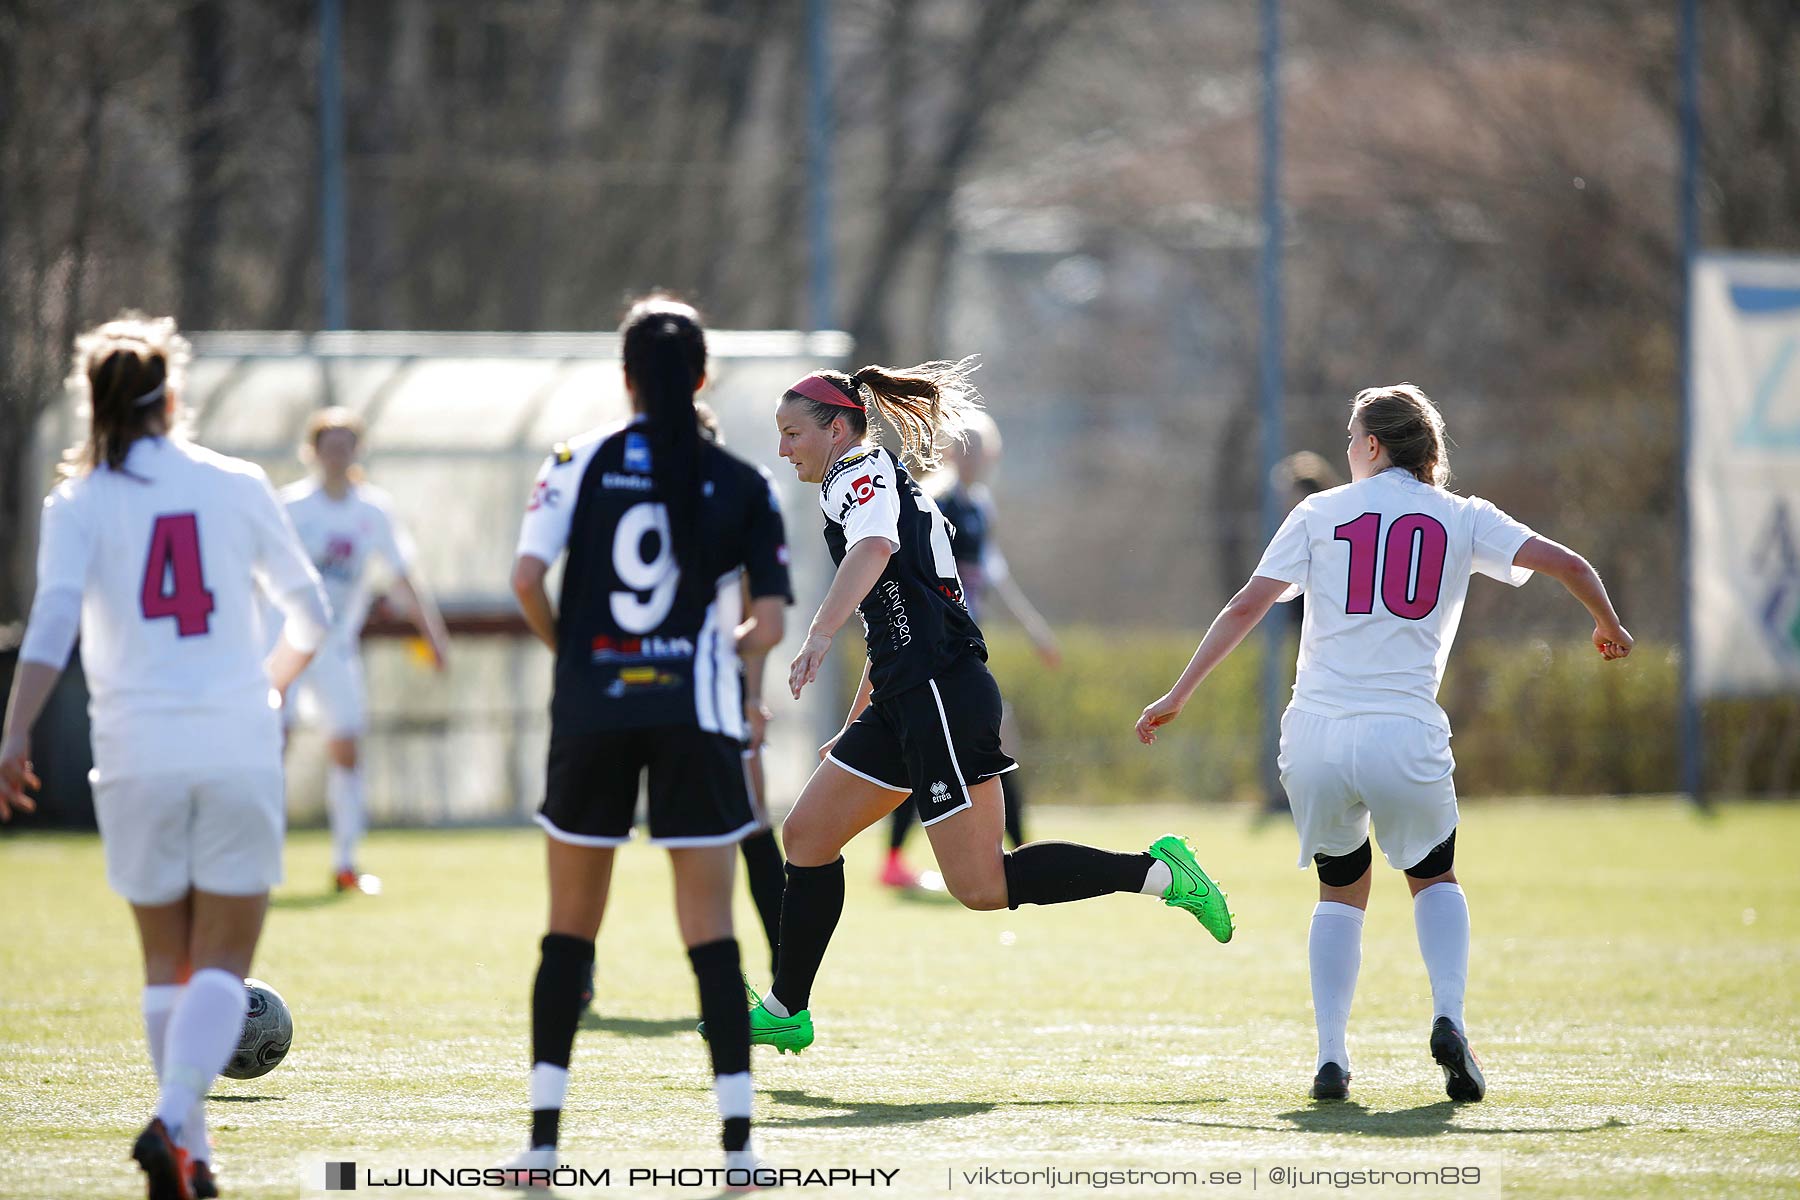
[591,635,694,664]
[527,481,561,512]
[821,447,872,491]
[836,472,888,522]
[317,536,357,580]
[603,473,655,492]
[880,580,912,646]
[623,432,652,474]
[605,668,683,698]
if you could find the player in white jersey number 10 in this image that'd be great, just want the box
[1137,383,1632,1106]
[0,313,332,1200]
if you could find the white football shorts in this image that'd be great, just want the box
[1278,708,1458,872]
[92,769,286,905]
[285,640,366,737]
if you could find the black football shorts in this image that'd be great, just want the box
[539,725,758,846]
[828,655,1017,826]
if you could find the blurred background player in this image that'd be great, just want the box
[1257,451,1345,821]
[882,411,1060,890]
[0,314,330,1200]
[505,297,789,1182]
[280,408,449,894]
[697,401,790,979]
[752,360,1233,1056]
[1137,383,1633,1105]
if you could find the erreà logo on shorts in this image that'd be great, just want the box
[930,781,950,804]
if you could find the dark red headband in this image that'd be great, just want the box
[785,373,863,411]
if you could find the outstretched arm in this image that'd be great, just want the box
[1136,575,1293,744]
[390,572,452,671]
[788,537,893,698]
[1512,536,1632,660]
[989,570,1061,668]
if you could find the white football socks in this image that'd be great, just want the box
[529,1063,570,1111]
[760,994,791,1019]
[714,1070,752,1123]
[142,984,180,1079]
[1309,901,1365,1071]
[327,763,365,873]
[1140,859,1173,896]
[154,969,247,1139]
[1413,881,1469,1032]
[144,985,211,1161]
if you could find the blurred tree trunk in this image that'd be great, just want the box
[180,0,226,328]
[846,0,1078,362]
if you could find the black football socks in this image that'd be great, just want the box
[738,829,787,976]
[767,857,845,1015]
[528,933,594,1149]
[688,938,752,1152]
[1001,842,1157,909]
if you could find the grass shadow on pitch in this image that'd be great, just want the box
[581,1012,698,1037]
[209,1094,285,1103]
[764,1089,1216,1131]
[269,890,354,912]
[763,1087,997,1130]
[1272,1101,1627,1138]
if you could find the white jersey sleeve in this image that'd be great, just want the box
[363,487,417,575]
[18,483,96,668]
[516,443,584,565]
[1253,502,1312,602]
[1468,498,1536,586]
[35,482,96,595]
[248,471,330,652]
[821,448,902,551]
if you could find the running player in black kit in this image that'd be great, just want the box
[737,359,1236,1055]
[504,297,787,1184]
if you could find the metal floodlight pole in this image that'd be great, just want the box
[1257,0,1287,808]
[1678,0,1706,807]
[805,0,836,333]
[319,0,349,332]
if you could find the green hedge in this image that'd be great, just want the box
[982,627,1799,802]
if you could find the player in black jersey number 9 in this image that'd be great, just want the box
[740,359,1237,1057]
[506,297,786,1181]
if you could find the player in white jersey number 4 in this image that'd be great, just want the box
[1137,383,1632,1105]
[280,407,449,895]
[0,314,331,1200]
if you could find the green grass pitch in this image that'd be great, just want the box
[2,801,1796,1198]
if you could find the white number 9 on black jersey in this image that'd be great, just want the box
[611,502,678,634]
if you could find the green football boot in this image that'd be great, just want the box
[749,999,815,1055]
[1146,834,1235,943]
[697,978,816,1055]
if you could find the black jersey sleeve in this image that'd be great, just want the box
[744,467,795,602]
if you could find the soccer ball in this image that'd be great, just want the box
[221,978,293,1080]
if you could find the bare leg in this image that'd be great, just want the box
[767,761,908,1013]
[921,778,1008,910]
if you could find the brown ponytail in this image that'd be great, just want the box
[1350,383,1451,488]
[61,313,191,478]
[791,356,984,472]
